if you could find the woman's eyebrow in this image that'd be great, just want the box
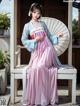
[33,10,40,13]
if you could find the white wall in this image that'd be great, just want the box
[0,36,10,52]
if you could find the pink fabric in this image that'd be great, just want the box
[22,27,59,106]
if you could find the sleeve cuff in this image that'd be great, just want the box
[50,35,58,45]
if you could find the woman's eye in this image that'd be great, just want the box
[33,11,40,15]
[37,13,40,15]
[33,11,36,13]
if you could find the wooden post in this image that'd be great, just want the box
[68,2,77,104]
[10,0,17,104]
[68,1,72,65]
[68,0,73,101]
[10,0,15,71]
[14,0,18,67]
[10,0,17,70]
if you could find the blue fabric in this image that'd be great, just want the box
[41,21,59,45]
[49,35,58,45]
[21,23,37,52]
[22,38,37,52]
[21,21,58,52]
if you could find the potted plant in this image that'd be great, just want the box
[0,13,10,35]
[0,50,10,94]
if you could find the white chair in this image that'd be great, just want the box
[11,17,77,104]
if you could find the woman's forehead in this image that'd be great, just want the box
[33,9,40,13]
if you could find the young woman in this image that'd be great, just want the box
[21,3,62,106]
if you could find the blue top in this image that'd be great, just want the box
[21,20,58,52]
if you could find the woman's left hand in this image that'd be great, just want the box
[57,32,63,37]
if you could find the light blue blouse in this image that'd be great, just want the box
[21,21,58,52]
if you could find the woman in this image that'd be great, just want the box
[21,3,62,106]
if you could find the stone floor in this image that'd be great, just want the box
[0,86,80,106]
[9,87,80,106]
[0,86,10,106]
[9,96,80,106]
[9,103,79,106]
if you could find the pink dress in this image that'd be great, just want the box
[22,20,60,106]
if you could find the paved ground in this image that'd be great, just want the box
[9,88,80,106]
[0,86,80,106]
[0,87,10,106]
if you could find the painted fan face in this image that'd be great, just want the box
[41,17,70,56]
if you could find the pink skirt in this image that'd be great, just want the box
[22,37,59,106]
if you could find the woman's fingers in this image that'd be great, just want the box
[35,36,41,41]
[35,36,45,42]
[57,32,63,37]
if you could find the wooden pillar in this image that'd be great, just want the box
[10,0,15,71]
[10,0,18,104]
[68,1,72,65]
[10,0,17,71]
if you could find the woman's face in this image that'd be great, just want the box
[32,9,41,20]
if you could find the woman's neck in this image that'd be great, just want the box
[31,18,39,22]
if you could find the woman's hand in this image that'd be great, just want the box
[57,32,63,37]
[35,36,45,42]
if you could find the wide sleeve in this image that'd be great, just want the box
[21,23,37,52]
[42,21,59,45]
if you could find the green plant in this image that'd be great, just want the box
[0,50,10,69]
[0,13,10,30]
[73,30,80,39]
[72,19,80,39]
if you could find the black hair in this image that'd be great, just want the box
[28,3,42,18]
